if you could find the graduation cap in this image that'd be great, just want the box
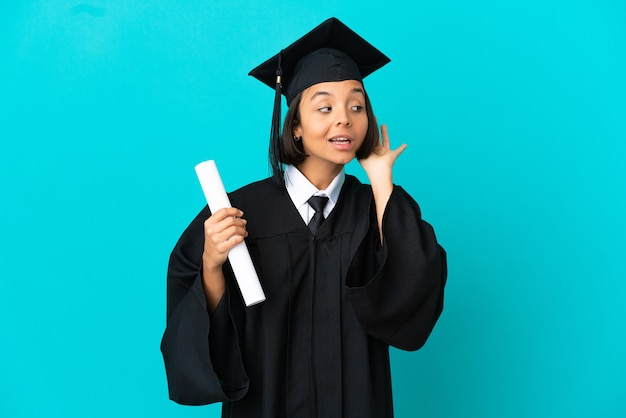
[248,17,391,180]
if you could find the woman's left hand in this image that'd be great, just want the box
[358,124,407,184]
[358,124,407,240]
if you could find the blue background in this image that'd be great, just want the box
[1,1,625,417]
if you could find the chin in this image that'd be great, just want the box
[334,157,356,165]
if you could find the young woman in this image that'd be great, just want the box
[161,18,447,418]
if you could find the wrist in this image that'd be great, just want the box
[369,175,393,195]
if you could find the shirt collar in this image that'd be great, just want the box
[284,164,345,208]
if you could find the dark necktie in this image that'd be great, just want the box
[307,195,329,234]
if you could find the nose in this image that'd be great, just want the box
[336,108,351,126]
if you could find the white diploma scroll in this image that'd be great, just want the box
[194,160,266,306]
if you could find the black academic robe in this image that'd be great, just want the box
[161,174,447,418]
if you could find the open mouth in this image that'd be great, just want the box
[328,137,352,144]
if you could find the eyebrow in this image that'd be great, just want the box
[310,87,365,100]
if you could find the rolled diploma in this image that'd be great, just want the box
[194,160,266,306]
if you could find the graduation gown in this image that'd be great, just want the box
[161,174,447,418]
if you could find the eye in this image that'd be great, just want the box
[318,106,332,113]
[351,105,364,112]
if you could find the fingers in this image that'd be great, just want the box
[379,123,407,155]
[210,207,244,222]
[380,124,390,148]
[202,207,248,268]
[205,209,248,244]
[394,143,408,157]
[209,221,247,249]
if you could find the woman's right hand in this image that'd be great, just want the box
[202,207,248,270]
[201,207,247,311]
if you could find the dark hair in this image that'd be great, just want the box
[271,86,380,183]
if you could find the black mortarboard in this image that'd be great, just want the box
[248,17,390,181]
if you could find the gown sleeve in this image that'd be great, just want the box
[160,208,249,405]
[345,186,448,351]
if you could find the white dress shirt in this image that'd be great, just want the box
[284,164,345,225]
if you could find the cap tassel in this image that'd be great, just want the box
[269,53,283,185]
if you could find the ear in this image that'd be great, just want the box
[292,120,302,137]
